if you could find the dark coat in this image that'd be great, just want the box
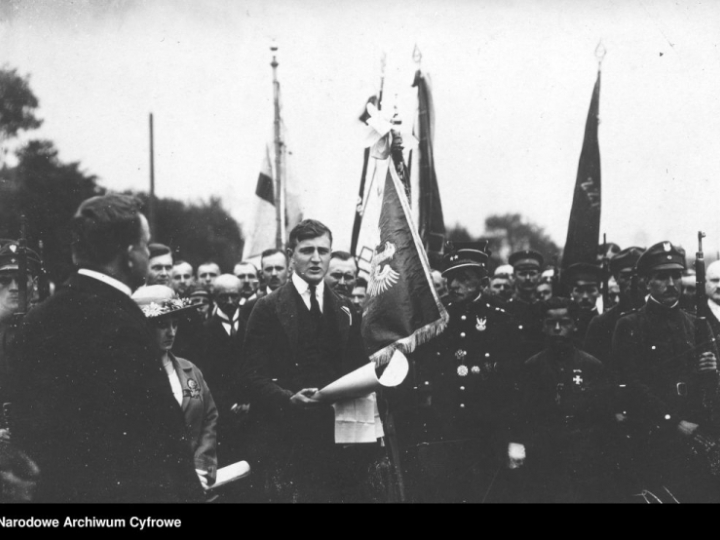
[240,280,369,502]
[12,273,203,503]
[584,304,624,365]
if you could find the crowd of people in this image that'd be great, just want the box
[1,192,720,504]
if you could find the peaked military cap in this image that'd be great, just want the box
[0,239,42,274]
[509,250,544,270]
[564,262,603,285]
[609,246,645,274]
[636,241,686,276]
[442,241,490,278]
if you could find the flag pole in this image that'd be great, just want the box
[148,113,156,238]
[271,45,285,250]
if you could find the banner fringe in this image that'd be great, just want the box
[370,309,449,367]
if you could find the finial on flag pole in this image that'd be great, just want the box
[412,44,422,65]
[595,40,607,70]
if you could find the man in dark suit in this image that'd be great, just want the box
[241,219,373,503]
[197,274,246,467]
[11,194,203,503]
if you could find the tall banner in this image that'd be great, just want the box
[562,68,602,269]
[361,157,448,367]
[410,69,446,265]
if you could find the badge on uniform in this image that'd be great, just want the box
[183,378,201,399]
[475,316,487,332]
[572,369,583,386]
[455,349,467,360]
[457,365,469,377]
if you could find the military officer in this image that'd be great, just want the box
[611,241,720,502]
[584,247,645,366]
[505,250,545,359]
[564,262,603,347]
[391,242,523,503]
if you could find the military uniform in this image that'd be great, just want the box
[584,247,646,366]
[390,243,523,503]
[506,250,547,359]
[515,345,612,502]
[611,242,720,502]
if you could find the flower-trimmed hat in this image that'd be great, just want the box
[132,285,197,318]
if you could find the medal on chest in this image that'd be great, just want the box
[476,316,487,332]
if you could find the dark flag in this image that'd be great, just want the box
[562,68,602,270]
[411,69,446,267]
[362,156,448,367]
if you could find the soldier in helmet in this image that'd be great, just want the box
[584,247,646,366]
[391,242,523,503]
[505,250,546,358]
[611,241,720,502]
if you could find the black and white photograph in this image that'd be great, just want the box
[1,0,720,506]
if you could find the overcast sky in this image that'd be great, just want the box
[2,0,720,258]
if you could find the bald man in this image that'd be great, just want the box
[704,261,720,340]
[196,274,247,474]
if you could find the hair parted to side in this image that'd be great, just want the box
[260,248,288,264]
[71,194,144,266]
[330,250,354,262]
[149,243,171,259]
[355,276,368,288]
[287,219,333,251]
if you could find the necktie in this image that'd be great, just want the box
[308,284,321,317]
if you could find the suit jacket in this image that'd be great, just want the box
[13,272,203,503]
[196,310,246,417]
[241,280,367,425]
[171,354,219,483]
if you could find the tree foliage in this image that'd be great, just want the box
[485,213,561,265]
[0,67,42,140]
[132,193,244,273]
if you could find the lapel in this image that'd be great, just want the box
[173,355,194,411]
[275,282,300,352]
[325,286,350,347]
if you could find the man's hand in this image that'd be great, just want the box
[290,388,321,407]
[678,420,699,438]
[698,352,717,373]
[507,442,526,469]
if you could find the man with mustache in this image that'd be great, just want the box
[391,241,523,503]
[324,251,358,300]
[611,241,720,502]
[233,261,260,306]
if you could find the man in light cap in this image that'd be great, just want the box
[611,241,720,502]
[505,250,546,358]
[564,262,603,347]
[391,241,523,503]
[584,247,645,365]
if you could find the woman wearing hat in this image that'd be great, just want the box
[132,285,218,491]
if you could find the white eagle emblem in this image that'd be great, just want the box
[367,240,400,297]
[475,316,487,331]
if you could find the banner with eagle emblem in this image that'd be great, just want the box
[361,157,449,367]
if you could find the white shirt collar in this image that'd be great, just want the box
[708,299,720,322]
[78,268,132,297]
[292,272,324,313]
